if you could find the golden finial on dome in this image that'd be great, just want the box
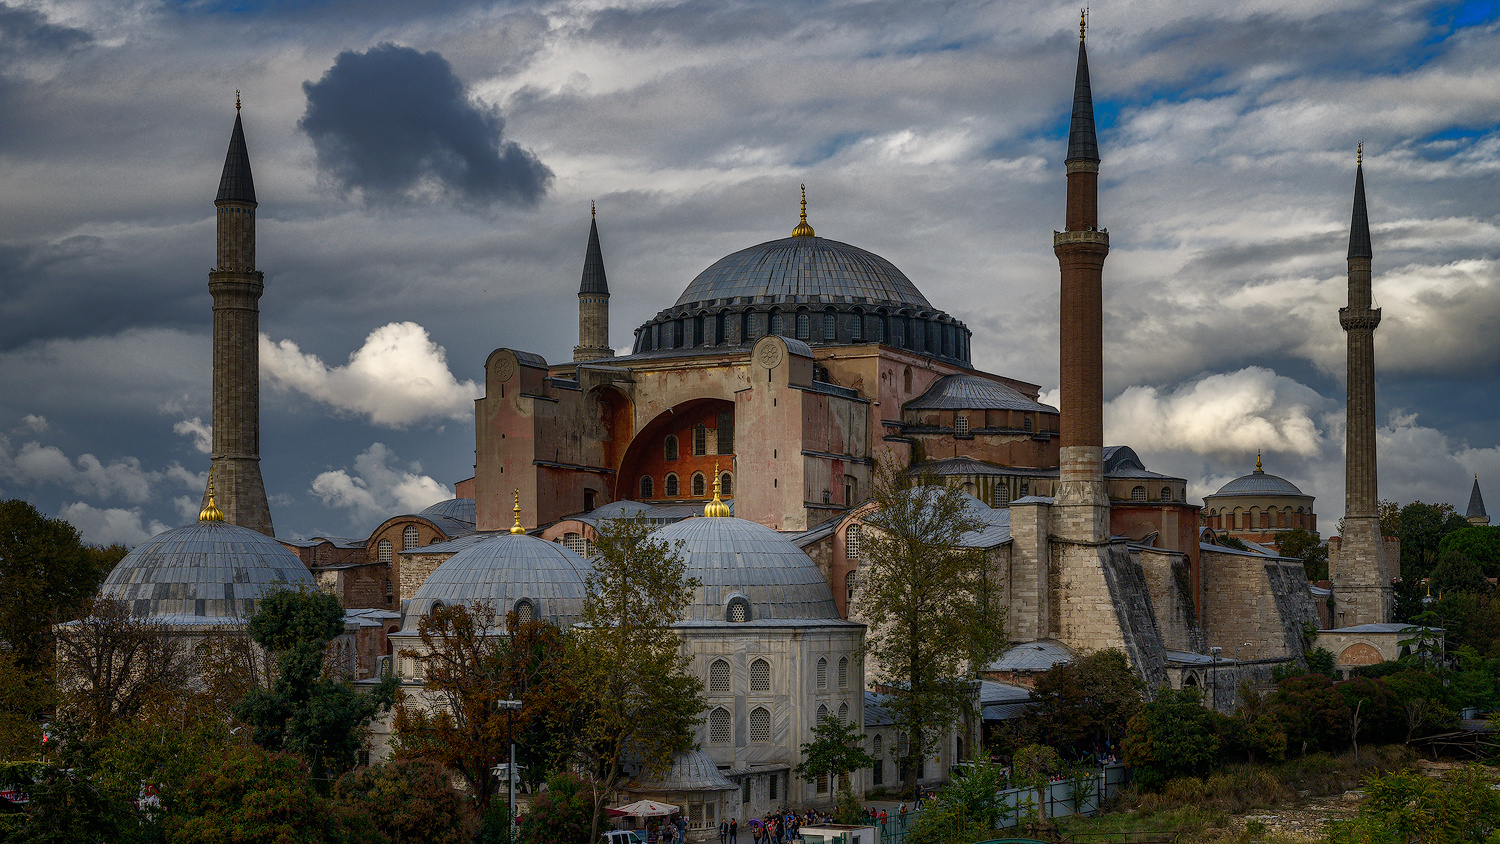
[199,468,225,522]
[591,199,596,219]
[792,184,815,238]
[236,90,241,114]
[1357,142,1362,166]
[1080,7,1088,42]
[510,490,525,534]
[1255,450,1263,473]
[705,461,731,517]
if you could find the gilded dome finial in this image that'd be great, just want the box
[591,199,596,219]
[1080,7,1088,42]
[1357,142,1362,166]
[792,184,815,238]
[236,90,241,114]
[199,468,225,522]
[510,489,525,534]
[705,461,731,517]
[1255,450,1263,473]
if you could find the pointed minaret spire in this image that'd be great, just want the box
[217,104,257,204]
[1067,10,1100,167]
[1466,475,1489,526]
[1348,144,1372,260]
[574,204,613,362]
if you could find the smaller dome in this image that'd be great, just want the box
[906,374,1054,413]
[653,517,839,622]
[405,533,594,628]
[419,498,476,523]
[101,521,314,621]
[1210,469,1308,498]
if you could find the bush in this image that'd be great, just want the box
[517,772,593,844]
[332,758,475,844]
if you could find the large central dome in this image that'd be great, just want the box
[673,236,931,310]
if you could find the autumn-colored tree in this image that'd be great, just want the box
[332,758,476,844]
[573,515,703,840]
[1271,673,1351,755]
[1336,676,1405,749]
[53,597,191,738]
[856,458,1008,782]
[517,772,595,844]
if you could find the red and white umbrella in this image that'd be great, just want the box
[608,799,679,817]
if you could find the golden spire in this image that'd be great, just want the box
[236,90,241,114]
[705,461,731,517]
[1080,7,1088,41]
[510,490,525,534]
[1255,450,1263,473]
[792,184,815,238]
[199,469,225,522]
[591,199,596,219]
[1357,142,1362,166]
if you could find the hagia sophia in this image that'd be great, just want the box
[89,20,1415,833]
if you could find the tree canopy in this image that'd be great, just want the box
[0,500,118,671]
[793,714,877,795]
[1018,649,1143,758]
[1436,526,1500,578]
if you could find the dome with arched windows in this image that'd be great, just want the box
[402,533,594,628]
[652,516,840,623]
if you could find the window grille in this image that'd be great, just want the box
[562,532,586,554]
[720,473,733,496]
[817,704,830,723]
[873,734,882,755]
[750,658,770,691]
[514,600,535,624]
[693,425,707,456]
[992,485,1010,506]
[838,702,849,724]
[710,707,732,744]
[749,707,770,742]
[1023,417,1033,432]
[742,779,751,804]
[851,313,863,342]
[769,773,778,801]
[955,415,969,436]
[796,312,810,339]
[816,657,827,689]
[664,435,679,461]
[402,525,419,550]
[691,473,706,497]
[377,539,392,563]
[1131,486,1146,501]
[846,525,863,560]
[770,312,784,335]
[665,474,679,497]
[640,476,654,498]
[727,599,749,623]
[816,773,828,794]
[897,733,909,757]
[1162,486,1172,501]
[709,659,731,692]
[838,656,849,688]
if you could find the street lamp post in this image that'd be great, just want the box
[1209,647,1222,711]
[497,699,523,843]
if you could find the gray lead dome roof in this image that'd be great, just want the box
[674,236,931,309]
[404,533,594,629]
[101,521,313,621]
[654,517,841,623]
[1209,469,1309,498]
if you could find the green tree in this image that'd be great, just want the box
[1437,526,1500,578]
[794,715,877,796]
[516,772,594,844]
[1330,763,1500,844]
[1019,649,1143,758]
[1227,683,1286,763]
[572,515,703,840]
[1122,687,1220,789]
[1430,552,1494,598]
[234,590,396,775]
[0,728,145,844]
[1270,673,1350,755]
[0,654,53,760]
[856,459,1008,783]
[332,758,476,844]
[1336,676,1405,748]
[1378,499,1401,540]
[906,762,1009,844]
[1397,501,1470,581]
[1275,527,1329,581]
[0,500,116,671]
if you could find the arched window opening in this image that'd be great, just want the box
[903,367,913,393]
[955,416,970,436]
[727,597,750,623]
[850,312,864,342]
[992,484,1010,507]
[710,707,732,744]
[562,532,586,555]
[750,658,770,691]
[693,316,704,346]
[664,435,679,461]
[846,525,863,560]
[1131,486,1146,501]
[720,473,734,496]
[402,525,419,550]
[514,599,535,625]
[691,472,707,497]
[838,702,850,724]
[844,476,857,505]
[816,657,828,689]
[1161,486,1172,502]
[817,704,830,723]
[838,656,849,688]
[377,539,392,563]
[796,312,810,340]
[749,707,771,743]
[693,424,707,456]
[665,473,680,497]
[639,476,654,498]
[769,311,784,336]
[709,658,731,692]
[873,734,883,755]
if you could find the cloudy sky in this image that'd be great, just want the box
[1,0,1498,545]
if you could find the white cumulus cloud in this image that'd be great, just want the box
[0,436,157,503]
[21,415,48,434]
[260,322,481,428]
[173,417,212,454]
[59,502,170,547]
[311,443,452,529]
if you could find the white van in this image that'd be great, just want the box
[601,831,648,844]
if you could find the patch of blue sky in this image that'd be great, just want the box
[858,37,969,60]
[793,132,871,167]
[1427,0,1500,30]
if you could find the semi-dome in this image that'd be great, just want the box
[404,533,594,628]
[101,520,314,621]
[674,237,931,310]
[907,373,1055,413]
[419,497,476,524]
[653,516,840,623]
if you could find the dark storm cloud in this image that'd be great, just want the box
[300,43,552,210]
[0,2,92,60]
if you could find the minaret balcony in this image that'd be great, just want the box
[1338,308,1382,331]
[1052,229,1110,248]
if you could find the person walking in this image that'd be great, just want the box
[731,818,739,844]
[720,818,729,844]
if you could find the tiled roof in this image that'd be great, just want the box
[403,533,594,629]
[654,517,840,622]
[420,498,476,524]
[986,640,1074,673]
[674,236,931,309]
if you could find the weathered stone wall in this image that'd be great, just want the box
[1201,547,1314,660]
[1048,538,1167,688]
[1137,547,1205,653]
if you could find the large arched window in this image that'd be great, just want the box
[665,473,680,497]
[873,734,883,756]
[691,472,707,498]
[838,702,849,724]
[1131,486,1146,501]
[817,704,830,724]
[710,707,732,744]
[749,706,771,743]
[796,311,810,340]
[850,311,864,342]
[402,525,419,550]
[377,539,392,563]
[709,658,731,693]
[720,472,733,496]
[639,476,654,498]
[769,310,783,336]
[823,311,837,340]
[693,424,707,456]
[664,435,679,461]
[838,656,849,688]
[750,658,770,691]
[846,525,863,560]
[816,657,828,689]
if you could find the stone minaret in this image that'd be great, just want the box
[203,98,274,536]
[573,202,613,362]
[1332,147,1389,624]
[1052,14,1111,544]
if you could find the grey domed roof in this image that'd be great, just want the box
[674,236,931,309]
[419,498,475,524]
[907,374,1054,413]
[101,521,313,621]
[1209,469,1309,498]
[653,517,840,623]
[404,533,594,628]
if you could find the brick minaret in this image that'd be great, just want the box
[203,98,274,536]
[1052,18,1111,544]
[1332,147,1390,624]
[573,202,613,362]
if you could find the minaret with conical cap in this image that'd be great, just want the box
[202,94,274,536]
[1466,476,1489,526]
[573,202,613,362]
[1052,11,1111,543]
[1331,145,1390,624]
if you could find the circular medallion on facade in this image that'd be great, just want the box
[755,340,784,369]
[493,354,516,382]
